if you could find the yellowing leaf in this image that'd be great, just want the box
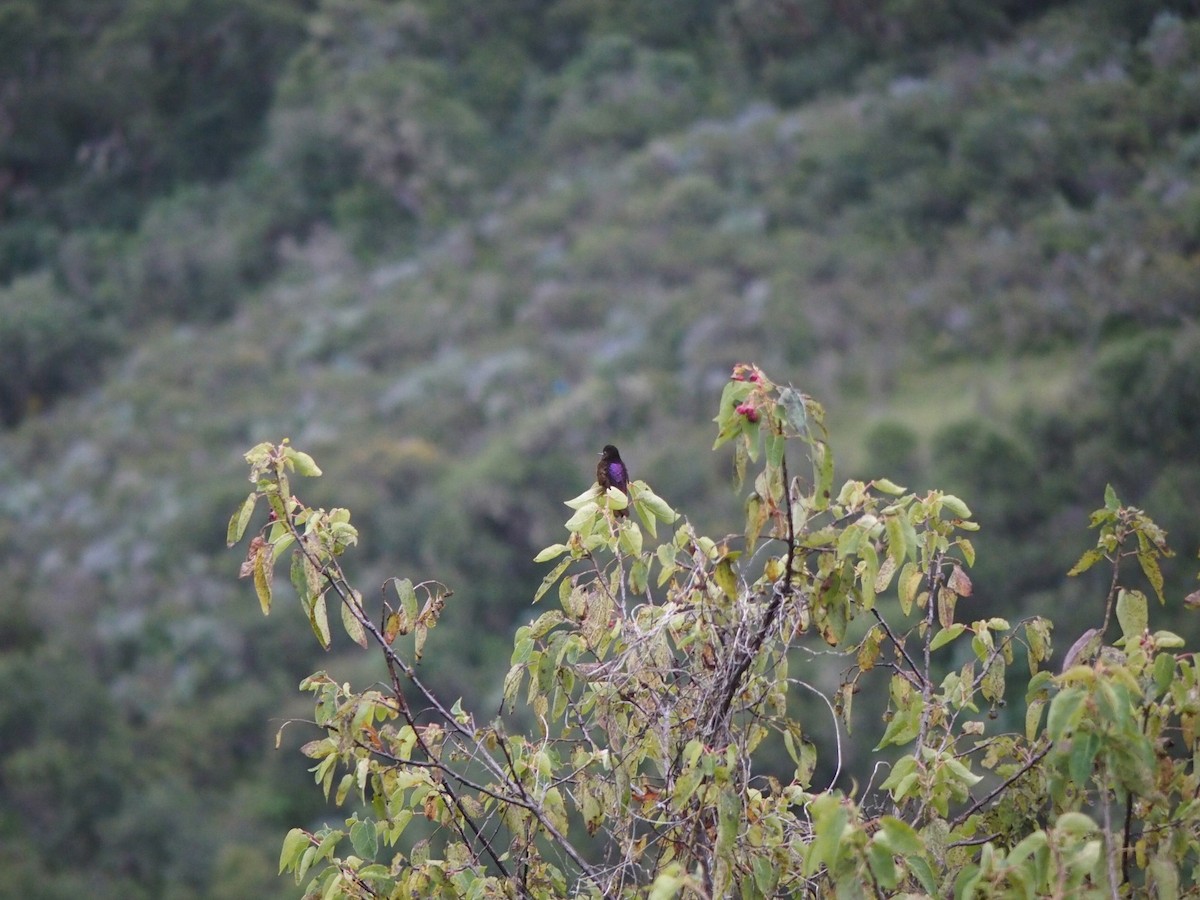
[898,562,921,616]
[227,491,258,546]
[1137,547,1165,604]
[253,542,273,615]
[308,593,331,650]
[948,565,973,597]
[714,558,738,600]
[938,587,956,629]
[341,590,369,648]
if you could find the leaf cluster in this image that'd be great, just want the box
[232,367,1200,898]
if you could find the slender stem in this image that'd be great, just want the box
[285,506,612,894]
[1099,550,1122,641]
[1101,780,1121,900]
[713,453,796,733]
[914,552,944,757]
[870,608,922,685]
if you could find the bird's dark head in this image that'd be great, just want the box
[599,444,621,460]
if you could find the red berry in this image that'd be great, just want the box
[735,402,760,422]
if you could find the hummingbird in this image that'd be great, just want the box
[596,444,630,517]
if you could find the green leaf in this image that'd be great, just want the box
[387,578,416,636]
[873,477,906,495]
[740,412,762,463]
[350,819,378,860]
[867,836,899,889]
[908,855,939,895]
[618,521,643,556]
[564,503,598,533]
[941,755,982,789]
[1069,730,1100,785]
[713,380,754,449]
[879,755,916,794]
[931,623,966,651]
[1149,853,1180,899]
[1152,629,1185,649]
[564,488,601,510]
[837,523,863,559]
[672,767,703,810]
[227,491,258,546]
[753,856,780,896]
[1153,653,1176,696]
[294,844,316,884]
[765,429,786,470]
[284,446,323,477]
[1006,830,1048,870]
[632,481,677,524]
[941,494,972,519]
[603,485,629,514]
[533,543,569,563]
[875,700,920,749]
[280,828,310,874]
[803,794,849,876]
[877,816,924,856]
[1116,589,1148,643]
[717,788,740,856]
[314,828,342,863]
[335,772,353,806]
[1047,686,1086,741]
[290,550,314,605]
[649,864,686,900]
[1104,484,1120,511]
[1054,811,1098,837]
[886,515,909,567]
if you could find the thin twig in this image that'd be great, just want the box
[870,608,922,684]
[950,741,1051,828]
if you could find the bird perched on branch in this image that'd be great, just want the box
[597,444,630,517]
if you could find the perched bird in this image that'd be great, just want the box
[596,444,630,517]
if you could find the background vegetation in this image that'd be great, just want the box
[2,0,1200,895]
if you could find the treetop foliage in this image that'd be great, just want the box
[233,366,1200,898]
[6,3,1200,896]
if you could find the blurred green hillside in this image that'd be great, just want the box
[3,0,1200,895]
